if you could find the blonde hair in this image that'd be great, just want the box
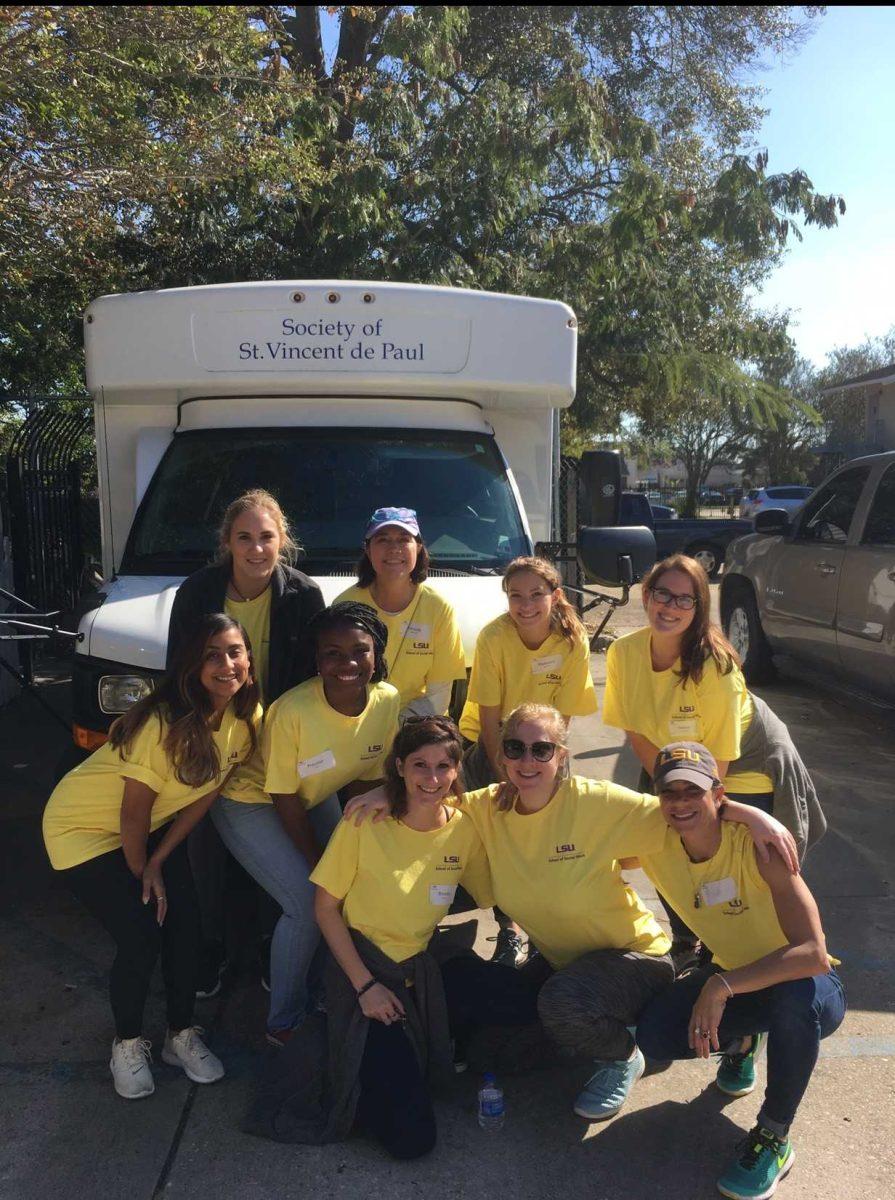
[503,556,586,645]
[217,489,299,565]
[501,702,571,781]
[503,702,568,746]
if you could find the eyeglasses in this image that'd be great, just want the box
[502,739,558,762]
[649,586,697,611]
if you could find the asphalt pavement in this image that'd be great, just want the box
[1,630,893,1200]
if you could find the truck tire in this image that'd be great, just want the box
[724,589,776,684]
[687,541,723,579]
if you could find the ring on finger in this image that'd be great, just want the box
[700,1029,710,1038]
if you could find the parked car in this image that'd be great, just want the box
[739,488,760,518]
[740,485,812,520]
[721,452,895,703]
[619,492,752,577]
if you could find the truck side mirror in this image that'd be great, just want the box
[578,450,621,526]
[754,508,790,535]
[578,525,656,586]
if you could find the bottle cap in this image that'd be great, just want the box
[483,1071,495,1083]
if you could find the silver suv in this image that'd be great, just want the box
[721,452,895,703]
[739,485,813,520]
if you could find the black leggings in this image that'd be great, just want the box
[354,957,543,1160]
[62,828,200,1039]
[356,1017,436,1160]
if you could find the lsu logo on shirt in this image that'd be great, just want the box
[436,854,462,874]
[548,841,585,863]
[361,742,383,761]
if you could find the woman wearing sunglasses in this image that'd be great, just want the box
[602,554,825,967]
[345,702,797,1124]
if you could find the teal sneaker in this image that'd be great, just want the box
[573,1046,645,1121]
[717,1126,794,1199]
[716,1033,766,1097]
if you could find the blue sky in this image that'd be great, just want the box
[321,7,892,367]
[750,6,895,366]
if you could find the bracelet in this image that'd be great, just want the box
[356,978,377,999]
[717,974,734,999]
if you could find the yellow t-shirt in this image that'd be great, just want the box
[43,703,256,870]
[458,777,671,968]
[640,823,790,971]
[459,613,598,741]
[602,626,773,794]
[311,806,494,963]
[225,587,272,701]
[222,589,273,806]
[264,677,400,809]
[334,583,466,711]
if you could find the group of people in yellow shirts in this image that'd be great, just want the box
[42,490,844,1200]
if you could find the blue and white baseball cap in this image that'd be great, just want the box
[364,507,421,539]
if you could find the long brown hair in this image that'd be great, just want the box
[109,614,260,787]
[503,556,585,645]
[217,489,299,565]
[383,716,464,819]
[642,554,740,685]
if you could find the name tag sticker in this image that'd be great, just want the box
[401,621,431,641]
[699,877,738,907]
[669,717,699,738]
[429,883,457,906]
[532,654,563,675]
[298,749,336,779]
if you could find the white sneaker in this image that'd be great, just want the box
[110,1037,155,1100]
[162,1026,224,1084]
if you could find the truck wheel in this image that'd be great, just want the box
[687,542,723,578]
[725,591,776,684]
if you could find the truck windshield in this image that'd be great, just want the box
[122,428,530,575]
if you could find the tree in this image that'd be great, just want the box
[631,393,752,516]
[812,327,895,451]
[1,5,845,430]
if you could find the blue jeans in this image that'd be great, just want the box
[211,794,342,1032]
[636,966,846,1131]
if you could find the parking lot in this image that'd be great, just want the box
[1,600,893,1200]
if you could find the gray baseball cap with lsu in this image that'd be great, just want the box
[653,742,721,791]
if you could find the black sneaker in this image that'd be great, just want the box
[195,942,227,1000]
[491,928,525,968]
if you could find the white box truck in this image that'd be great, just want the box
[69,279,580,750]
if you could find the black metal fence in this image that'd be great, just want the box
[4,400,95,615]
[629,484,743,517]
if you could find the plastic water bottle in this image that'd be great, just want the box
[477,1072,505,1131]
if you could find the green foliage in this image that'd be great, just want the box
[1,4,844,432]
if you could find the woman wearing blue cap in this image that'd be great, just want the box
[636,741,845,1200]
[336,507,467,720]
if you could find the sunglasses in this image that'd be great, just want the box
[502,739,558,762]
[649,585,697,611]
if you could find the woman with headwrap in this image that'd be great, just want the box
[222,602,399,1045]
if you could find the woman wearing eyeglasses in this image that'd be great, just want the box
[602,554,825,966]
[344,702,797,1123]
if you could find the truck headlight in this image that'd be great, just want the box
[99,675,153,713]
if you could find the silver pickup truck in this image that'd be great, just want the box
[720,451,895,704]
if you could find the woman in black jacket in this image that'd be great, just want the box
[167,489,325,1037]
